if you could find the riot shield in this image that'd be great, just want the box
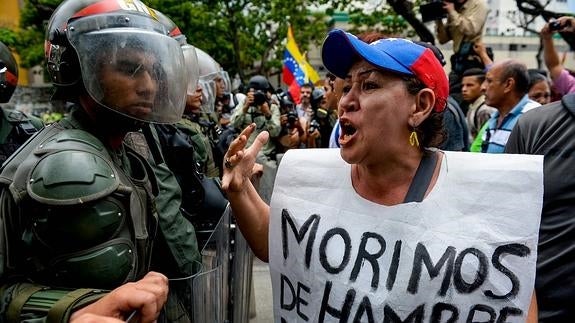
[194,204,231,322]
[163,205,231,322]
[230,222,254,322]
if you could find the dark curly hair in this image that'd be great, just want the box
[403,76,446,149]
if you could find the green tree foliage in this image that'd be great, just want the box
[327,1,412,37]
[148,0,334,81]
[0,0,60,68]
[0,0,417,81]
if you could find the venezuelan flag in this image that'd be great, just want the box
[282,26,320,104]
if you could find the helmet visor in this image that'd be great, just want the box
[182,44,200,95]
[67,13,187,124]
[198,77,216,113]
[198,70,230,113]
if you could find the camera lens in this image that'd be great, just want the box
[549,20,562,31]
[253,90,267,106]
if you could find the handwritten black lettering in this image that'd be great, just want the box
[485,244,530,300]
[350,232,386,289]
[453,248,489,294]
[318,280,355,322]
[280,274,311,321]
[281,209,320,268]
[408,243,456,296]
[465,304,496,323]
[383,304,425,323]
[352,296,375,323]
[280,274,296,311]
[296,281,311,321]
[319,228,352,274]
[496,307,522,323]
[386,240,402,291]
[430,302,459,323]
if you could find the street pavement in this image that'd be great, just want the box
[249,258,274,323]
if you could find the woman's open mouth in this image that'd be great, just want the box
[339,120,357,146]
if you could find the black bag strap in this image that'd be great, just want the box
[403,152,438,203]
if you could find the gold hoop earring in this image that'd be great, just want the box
[409,128,420,147]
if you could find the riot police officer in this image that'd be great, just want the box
[0,0,200,321]
[0,41,43,165]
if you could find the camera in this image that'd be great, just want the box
[420,0,457,23]
[246,75,273,106]
[253,90,268,106]
[287,110,298,129]
[308,119,320,134]
[549,19,571,31]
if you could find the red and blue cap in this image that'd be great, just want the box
[321,29,448,112]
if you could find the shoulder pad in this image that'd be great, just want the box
[36,129,107,153]
[27,129,120,205]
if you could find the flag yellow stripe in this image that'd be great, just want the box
[285,25,320,84]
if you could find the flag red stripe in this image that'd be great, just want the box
[282,66,295,86]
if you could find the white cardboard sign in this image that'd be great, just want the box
[269,149,543,322]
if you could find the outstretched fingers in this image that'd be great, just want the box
[222,124,270,193]
[249,130,270,155]
[224,124,254,167]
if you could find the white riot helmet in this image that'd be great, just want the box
[196,48,230,113]
[182,44,200,96]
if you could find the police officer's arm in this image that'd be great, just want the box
[0,281,109,322]
[70,271,168,323]
[0,269,167,322]
[221,124,270,262]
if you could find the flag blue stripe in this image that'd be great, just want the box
[283,50,307,86]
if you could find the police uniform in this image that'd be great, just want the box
[0,0,202,320]
[0,105,202,321]
[176,114,219,178]
[0,106,157,318]
[0,108,43,165]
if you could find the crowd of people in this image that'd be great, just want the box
[0,0,574,321]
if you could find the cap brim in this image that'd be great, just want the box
[321,29,412,79]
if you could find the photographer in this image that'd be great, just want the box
[230,75,281,162]
[306,88,337,148]
[296,83,314,121]
[541,16,575,96]
[276,91,306,152]
[434,0,488,103]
